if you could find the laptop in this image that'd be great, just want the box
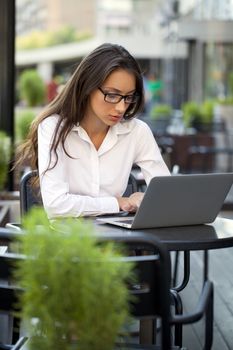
[97,173,233,229]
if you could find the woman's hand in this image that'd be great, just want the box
[117,192,144,212]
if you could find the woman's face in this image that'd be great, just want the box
[86,68,136,128]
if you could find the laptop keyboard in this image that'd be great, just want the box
[117,219,134,225]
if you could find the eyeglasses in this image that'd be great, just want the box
[98,87,140,104]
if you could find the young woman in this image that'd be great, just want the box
[17,43,170,219]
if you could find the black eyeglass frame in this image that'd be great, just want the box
[98,87,140,104]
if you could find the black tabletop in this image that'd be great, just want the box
[94,217,233,252]
[1,217,233,252]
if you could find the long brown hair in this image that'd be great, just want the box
[15,43,145,174]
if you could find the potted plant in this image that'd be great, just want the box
[18,69,46,107]
[15,109,35,144]
[148,103,172,135]
[15,208,134,350]
[182,100,215,132]
[182,101,202,129]
[150,104,172,120]
[199,99,215,132]
[13,109,36,191]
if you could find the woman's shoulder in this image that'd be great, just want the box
[134,118,150,128]
[39,114,61,128]
[122,118,152,134]
[38,114,63,138]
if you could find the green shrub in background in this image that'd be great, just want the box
[0,131,11,191]
[200,100,215,124]
[182,100,216,128]
[16,25,92,50]
[217,96,233,106]
[15,208,134,350]
[150,104,172,120]
[182,101,202,127]
[227,71,233,97]
[15,109,35,143]
[47,26,82,46]
[19,69,46,107]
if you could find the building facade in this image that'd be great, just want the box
[16,0,233,106]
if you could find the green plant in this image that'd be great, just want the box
[47,26,81,46]
[16,26,92,50]
[182,100,215,128]
[15,208,134,350]
[182,101,202,127]
[216,97,233,106]
[15,109,35,143]
[182,100,216,131]
[227,71,233,96]
[19,69,46,107]
[150,104,172,120]
[0,131,11,191]
[200,100,215,124]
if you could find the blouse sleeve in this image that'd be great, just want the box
[134,121,170,185]
[38,116,119,219]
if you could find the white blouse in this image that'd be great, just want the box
[38,115,170,218]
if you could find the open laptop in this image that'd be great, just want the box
[97,173,233,229]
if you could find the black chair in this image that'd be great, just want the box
[0,227,213,350]
[104,233,214,350]
[5,170,42,231]
[19,170,42,218]
[0,337,28,350]
[0,245,28,349]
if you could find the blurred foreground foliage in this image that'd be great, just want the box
[14,208,135,350]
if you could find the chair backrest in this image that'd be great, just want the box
[0,248,23,345]
[19,170,138,217]
[19,170,42,217]
[0,227,28,349]
[98,232,172,349]
[123,172,138,196]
